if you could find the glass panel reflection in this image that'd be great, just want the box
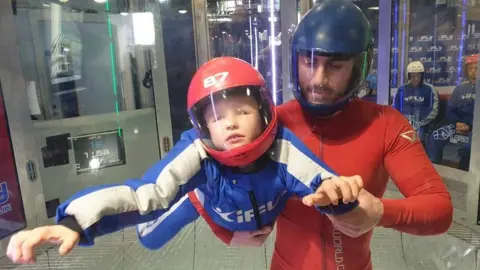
[391,0,479,171]
[349,0,380,103]
[207,0,282,104]
[11,0,170,217]
[15,1,157,121]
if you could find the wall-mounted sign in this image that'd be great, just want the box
[71,130,126,174]
[0,86,27,240]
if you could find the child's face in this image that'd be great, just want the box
[204,95,263,151]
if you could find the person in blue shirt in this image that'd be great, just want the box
[394,61,440,144]
[426,54,477,171]
[447,54,477,137]
[6,57,362,264]
[361,74,377,103]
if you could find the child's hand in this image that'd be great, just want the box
[7,225,80,264]
[302,175,363,207]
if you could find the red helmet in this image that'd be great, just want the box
[465,54,478,64]
[464,54,478,80]
[187,57,277,167]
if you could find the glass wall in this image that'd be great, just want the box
[9,0,183,222]
[159,0,197,142]
[206,0,283,104]
[15,1,153,121]
[14,0,197,144]
[390,0,479,172]
[352,0,381,103]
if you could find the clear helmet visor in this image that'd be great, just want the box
[189,86,274,152]
[292,48,371,105]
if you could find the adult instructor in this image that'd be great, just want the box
[206,1,453,269]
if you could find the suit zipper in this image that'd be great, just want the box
[319,133,327,270]
[248,191,263,229]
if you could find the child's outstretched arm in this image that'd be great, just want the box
[272,127,360,215]
[8,129,209,264]
[136,191,201,250]
[7,189,203,264]
[54,129,208,246]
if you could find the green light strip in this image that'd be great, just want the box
[105,0,122,137]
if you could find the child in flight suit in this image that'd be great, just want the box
[426,54,477,171]
[7,57,362,263]
[393,61,439,143]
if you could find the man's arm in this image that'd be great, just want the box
[379,106,453,235]
[57,129,208,246]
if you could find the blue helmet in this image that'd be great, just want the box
[291,0,372,116]
[365,74,377,90]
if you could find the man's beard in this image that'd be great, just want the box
[302,85,341,105]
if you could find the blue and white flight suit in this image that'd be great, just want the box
[426,82,475,171]
[57,127,357,249]
[393,82,439,143]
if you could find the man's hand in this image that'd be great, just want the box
[326,189,384,238]
[229,226,273,247]
[456,122,470,134]
[302,175,363,207]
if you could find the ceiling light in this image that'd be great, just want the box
[368,6,379,10]
[133,12,155,45]
[179,9,187,14]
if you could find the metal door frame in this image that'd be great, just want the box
[148,2,174,158]
[192,0,210,67]
[469,42,480,229]
[0,0,48,257]
[280,0,299,103]
[377,0,393,106]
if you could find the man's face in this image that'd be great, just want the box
[297,54,355,105]
[409,73,422,87]
[204,96,263,151]
[467,63,477,82]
